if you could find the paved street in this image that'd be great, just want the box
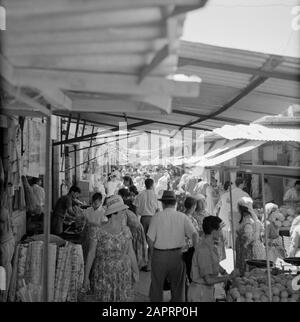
[134,249,234,302]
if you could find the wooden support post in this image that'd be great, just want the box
[82,120,86,136]
[229,183,236,268]
[43,115,52,302]
[75,114,80,138]
[262,173,273,303]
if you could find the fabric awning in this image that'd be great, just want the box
[192,140,265,167]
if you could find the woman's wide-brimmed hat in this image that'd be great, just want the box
[158,190,177,202]
[104,195,128,216]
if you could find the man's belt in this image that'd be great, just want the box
[154,247,182,251]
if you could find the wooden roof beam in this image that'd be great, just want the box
[138,44,169,83]
[14,68,201,98]
[8,8,163,33]
[6,39,168,57]
[4,26,165,47]
[1,54,71,111]
[137,5,185,83]
[169,0,209,17]
[3,82,52,117]
[5,0,202,16]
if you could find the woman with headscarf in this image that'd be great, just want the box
[288,215,300,257]
[264,203,286,262]
[235,197,265,275]
[193,194,209,236]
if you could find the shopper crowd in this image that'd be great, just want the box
[46,165,297,302]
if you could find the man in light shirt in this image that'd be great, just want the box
[31,177,45,212]
[147,190,198,302]
[93,176,106,199]
[105,174,120,197]
[134,178,159,271]
[284,180,300,203]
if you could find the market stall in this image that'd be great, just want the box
[206,164,300,302]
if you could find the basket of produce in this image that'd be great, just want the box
[227,269,300,302]
[275,206,299,230]
[246,259,274,268]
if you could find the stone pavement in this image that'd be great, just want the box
[134,248,234,302]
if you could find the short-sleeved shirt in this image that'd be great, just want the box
[53,194,73,219]
[190,239,219,284]
[133,189,159,217]
[85,206,107,226]
[284,187,300,202]
[32,184,45,207]
[147,208,196,249]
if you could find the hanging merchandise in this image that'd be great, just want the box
[8,241,84,302]
[21,175,41,215]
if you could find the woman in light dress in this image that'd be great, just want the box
[264,203,286,262]
[83,195,139,302]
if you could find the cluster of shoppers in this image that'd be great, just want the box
[49,167,299,302]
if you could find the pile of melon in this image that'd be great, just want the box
[272,206,298,228]
[228,269,300,302]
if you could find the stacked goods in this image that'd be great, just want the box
[228,269,300,302]
[16,245,28,294]
[53,244,72,302]
[273,206,298,229]
[66,245,84,302]
[21,176,41,214]
[53,243,84,302]
[8,241,83,302]
[8,245,20,302]
[47,244,57,302]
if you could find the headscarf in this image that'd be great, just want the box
[264,202,278,222]
[237,196,258,221]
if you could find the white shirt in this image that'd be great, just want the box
[147,208,196,249]
[32,184,45,207]
[85,206,107,226]
[93,182,106,198]
[264,183,273,203]
[133,189,159,217]
[284,187,300,202]
[106,180,119,197]
[218,191,231,228]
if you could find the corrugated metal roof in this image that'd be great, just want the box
[213,124,300,142]
[171,41,300,131]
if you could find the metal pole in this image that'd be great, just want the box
[229,182,236,268]
[43,116,52,302]
[261,172,272,302]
